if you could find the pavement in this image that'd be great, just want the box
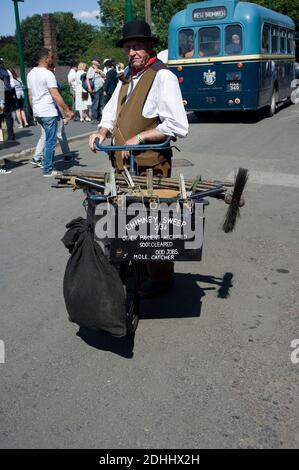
[0,119,98,162]
[0,106,299,449]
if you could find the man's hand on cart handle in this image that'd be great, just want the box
[122,135,140,160]
[89,129,108,153]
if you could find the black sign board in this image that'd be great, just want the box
[192,6,227,21]
[94,200,205,262]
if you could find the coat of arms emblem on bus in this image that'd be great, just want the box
[203,70,216,85]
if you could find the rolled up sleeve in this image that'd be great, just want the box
[154,70,189,138]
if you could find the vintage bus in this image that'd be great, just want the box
[167,0,296,116]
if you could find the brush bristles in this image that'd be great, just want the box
[222,168,248,233]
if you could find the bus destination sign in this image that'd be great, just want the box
[192,6,227,21]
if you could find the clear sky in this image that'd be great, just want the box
[0,0,101,36]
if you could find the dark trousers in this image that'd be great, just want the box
[91,89,102,121]
[4,90,16,140]
[101,93,112,109]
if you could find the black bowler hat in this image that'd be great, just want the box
[116,20,158,47]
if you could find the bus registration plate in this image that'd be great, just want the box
[228,81,242,92]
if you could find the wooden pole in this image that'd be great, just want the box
[145,0,152,29]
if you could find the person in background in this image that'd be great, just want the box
[116,62,127,83]
[27,48,74,176]
[11,69,29,128]
[226,34,242,54]
[86,57,105,123]
[32,63,73,167]
[102,58,110,77]
[75,62,91,122]
[67,61,79,121]
[102,60,118,108]
[0,82,12,174]
[0,57,16,142]
[116,62,125,77]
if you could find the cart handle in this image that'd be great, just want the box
[95,137,172,153]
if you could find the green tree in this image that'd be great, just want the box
[98,0,189,49]
[0,43,18,69]
[253,0,299,30]
[81,29,127,66]
[20,12,97,67]
[151,0,189,48]
[0,35,16,48]
[53,12,97,65]
[21,14,43,66]
[98,1,299,49]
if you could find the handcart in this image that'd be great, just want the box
[60,138,248,335]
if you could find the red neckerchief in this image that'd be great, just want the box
[131,55,157,77]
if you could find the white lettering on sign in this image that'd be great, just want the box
[193,6,227,21]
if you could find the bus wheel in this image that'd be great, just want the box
[265,88,278,118]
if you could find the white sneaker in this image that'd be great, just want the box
[85,116,91,122]
[0,168,12,174]
[43,170,58,177]
[18,124,24,129]
[30,158,43,168]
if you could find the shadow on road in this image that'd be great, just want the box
[0,129,34,151]
[77,327,135,359]
[0,140,21,151]
[54,152,88,171]
[188,110,265,125]
[2,151,87,172]
[2,158,28,170]
[188,101,292,125]
[75,271,233,358]
[141,271,234,319]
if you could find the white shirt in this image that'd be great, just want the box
[68,68,77,91]
[87,67,104,92]
[7,70,15,89]
[27,67,58,117]
[157,49,168,64]
[13,78,24,99]
[99,68,189,138]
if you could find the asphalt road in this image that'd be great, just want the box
[0,104,298,449]
[0,119,97,160]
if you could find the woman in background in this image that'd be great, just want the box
[75,62,91,122]
[11,69,28,128]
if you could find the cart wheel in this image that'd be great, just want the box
[126,291,140,336]
[114,261,143,336]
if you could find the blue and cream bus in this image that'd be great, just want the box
[168,0,296,116]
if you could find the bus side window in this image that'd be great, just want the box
[178,29,194,58]
[287,32,293,54]
[225,25,242,55]
[262,24,270,53]
[272,28,278,53]
[198,27,220,57]
[280,30,286,53]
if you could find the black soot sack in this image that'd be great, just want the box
[62,217,127,337]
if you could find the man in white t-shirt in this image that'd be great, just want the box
[27,48,74,176]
